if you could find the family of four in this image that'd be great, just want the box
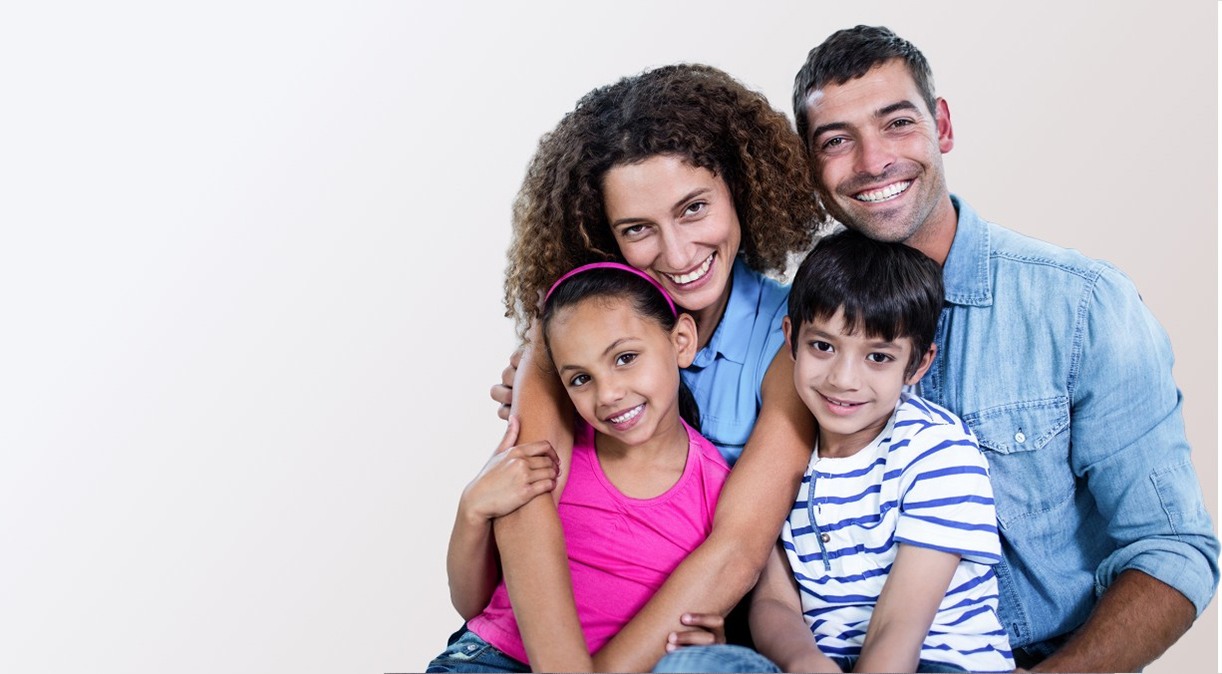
[430,25,1219,673]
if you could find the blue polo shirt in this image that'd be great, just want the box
[680,257,789,466]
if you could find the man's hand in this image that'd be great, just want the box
[490,347,523,421]
[665,613,725,652]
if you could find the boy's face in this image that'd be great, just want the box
[786,308,933,457]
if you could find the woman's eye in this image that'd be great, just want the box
[683,201,707,217]
[616,353,638,366]
[569,374,590,387]
[618,223,648,238]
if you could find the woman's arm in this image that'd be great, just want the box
[852,544,960,673]
[446,416,560,619]
[489,336,592,671]
[591,349,816,671]
[750,543,842,673]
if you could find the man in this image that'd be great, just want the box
[791,25,1218,671]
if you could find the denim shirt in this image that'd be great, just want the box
[917,197,1219,657]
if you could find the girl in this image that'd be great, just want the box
[474,64,828,671]
[429,263,731,673]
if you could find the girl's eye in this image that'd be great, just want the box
[569,373,590,387]
[615,353,638,366]
[866,353,893,364]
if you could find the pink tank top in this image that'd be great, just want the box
[466,419,730,663]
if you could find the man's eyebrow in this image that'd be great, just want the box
[810,100,922,140]
[876,100,920,117]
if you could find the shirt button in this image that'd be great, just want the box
[1014,431,1026,443]
[821,533,831,543]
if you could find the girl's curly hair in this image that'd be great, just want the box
[504,63,828,334]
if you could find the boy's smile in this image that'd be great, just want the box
[786,309,933,458]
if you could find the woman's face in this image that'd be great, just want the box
[602,155,741,319]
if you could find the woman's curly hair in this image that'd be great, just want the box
[504,63,827,334]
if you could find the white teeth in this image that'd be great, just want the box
[609,404,643,424]
[855,181,912,203]
[664,254,714,285]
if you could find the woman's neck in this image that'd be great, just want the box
[688,272,734,352]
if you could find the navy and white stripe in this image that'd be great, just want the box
[781,392,1014,671]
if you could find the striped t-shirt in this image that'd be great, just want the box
[781,392,1014,672]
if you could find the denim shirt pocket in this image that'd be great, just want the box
[962,396,1071,529]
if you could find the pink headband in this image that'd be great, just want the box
[544,262,677,316]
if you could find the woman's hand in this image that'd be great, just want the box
[490,347,523,421]
[665,613,725,652]
[460,415,559,523]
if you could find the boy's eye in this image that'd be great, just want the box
[569,373,590,387]
[615,352,638,366]
[810,341,833,353]
[866,353,893,364]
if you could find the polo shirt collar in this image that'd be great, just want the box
[690,256,755,368]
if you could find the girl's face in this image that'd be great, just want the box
[547,296,696,451]
[602,155,742,323]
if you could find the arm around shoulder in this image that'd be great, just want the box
[591,349,816,671]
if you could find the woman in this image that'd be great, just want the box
[460,64,827,671]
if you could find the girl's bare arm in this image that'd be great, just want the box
[489,337,591,671]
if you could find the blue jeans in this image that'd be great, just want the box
[425,626,529,673]
[652,646,968,673]
[653,645,780,673]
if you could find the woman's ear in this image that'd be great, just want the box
[673,313,698,369]
[906,342,937,385]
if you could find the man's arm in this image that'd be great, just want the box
[1044,267,1220,670]
[490,338,591,671]
[1033,569,1194,672]
[750,543,841,673]
[590,349,816,671]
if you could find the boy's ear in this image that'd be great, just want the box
[782,316,795,360]
[673,313,698,369]
[906,343,937,385]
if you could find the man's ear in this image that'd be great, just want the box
[673,313,698,369]
[906,342,937,385]
[935,98,954,154]
[782,315,796,360]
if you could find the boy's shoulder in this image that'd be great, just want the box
[887,392,979,452]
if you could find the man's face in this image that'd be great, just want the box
[801,59,954,246]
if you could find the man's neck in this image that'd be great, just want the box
[906,193,959,266]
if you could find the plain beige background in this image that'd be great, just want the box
[0,1,1216,673]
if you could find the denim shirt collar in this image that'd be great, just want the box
[690,256,754,368]
[942,195,994,307]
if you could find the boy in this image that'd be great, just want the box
[656,230,1014,673]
